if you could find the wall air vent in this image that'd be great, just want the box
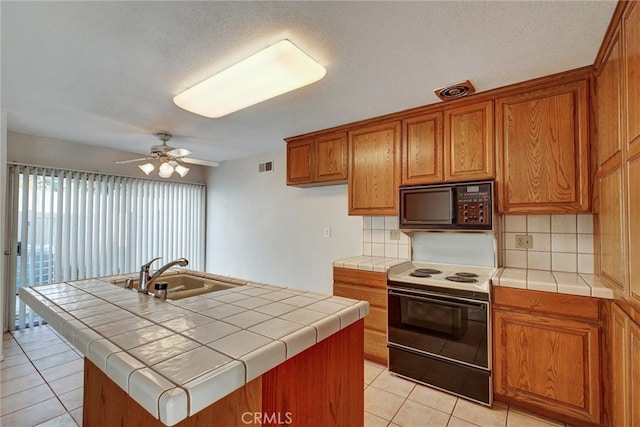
[258,161,273,173]
[433,80,476,101]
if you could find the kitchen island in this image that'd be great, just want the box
[19,269,369,426]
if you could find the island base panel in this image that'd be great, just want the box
[83,320,364,426]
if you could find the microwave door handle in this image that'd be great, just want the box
[388,289,485,310]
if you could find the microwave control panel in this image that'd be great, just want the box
[455,183,492,227]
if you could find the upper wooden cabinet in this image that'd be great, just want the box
[496,79,590,213]
[444,100,495,182]
[348,121,401,215]
[401,102,493,186]
[624,1,640,156]
[286,132,347,186]
[596,26,623,170]
[401,112,444,185]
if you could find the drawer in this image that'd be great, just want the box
[364,306,387,333]
[334,283,387,308]
[333,267,387,290]
[364,328,388,365]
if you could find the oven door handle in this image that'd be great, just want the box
[388,288,487,310]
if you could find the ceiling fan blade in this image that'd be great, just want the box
[116,157,153,164]
[167,148,191,158]
[181,157,221,167]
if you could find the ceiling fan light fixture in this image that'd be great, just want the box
[138,163,155,175]
[158,161,174,178]
[174,164,190,178]
[173,39,326,118]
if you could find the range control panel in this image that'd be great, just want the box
[455,183,492,227]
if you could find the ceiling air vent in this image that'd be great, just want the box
[433,80,476,101]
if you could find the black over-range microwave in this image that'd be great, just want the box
[399,180,493,230]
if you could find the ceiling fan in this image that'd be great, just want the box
[116,132,220,178]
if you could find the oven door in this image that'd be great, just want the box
[387,286,489,369]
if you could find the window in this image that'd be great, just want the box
[7,165,206,329]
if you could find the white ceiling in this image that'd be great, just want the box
[1,1,617,165]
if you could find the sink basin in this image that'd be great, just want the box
[114,274,241,299]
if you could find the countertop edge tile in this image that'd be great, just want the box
[492,267,613,299]
[18,271,371,423]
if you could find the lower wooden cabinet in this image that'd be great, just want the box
[492,287,602,425]
[333,267,387,364]
[609,302,640,427]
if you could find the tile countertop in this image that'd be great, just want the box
[333,256,614,300]
[333,255,408,272]
[19,270,369,426]
[493,267,614,299]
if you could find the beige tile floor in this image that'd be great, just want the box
[2,325,570,427]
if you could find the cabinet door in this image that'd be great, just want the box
[611,304,630,427]
[494,309,601,424]
[348,121,401,215]
[444,100,494,182]
[599,167,626,291]
[596,27,623,169]
[624,1,640,155]
[401,112,443,185]
[496,80,589,213]
[628,155,640,306]
[630,319,640,426]
[286,138,314,185]
[315,132,348,183]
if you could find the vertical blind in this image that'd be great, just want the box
[8,164,206,328]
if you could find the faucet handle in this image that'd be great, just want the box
[141,257,162,270]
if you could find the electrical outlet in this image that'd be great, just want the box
[389,230,400,241]
[324,227,331,238]
[515,234,533,249]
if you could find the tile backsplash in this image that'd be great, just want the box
[362,216,410,259]
[361,214,594,274]
[501,214,594,274]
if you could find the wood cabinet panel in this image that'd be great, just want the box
[496,80,590,213]
[624,1,640,156]
[630,319,640,426]
[444,100,494,182]
[611,303,630,427]
[364,305,386,333]
[363,329,388,365]
[629,154,640,307]
[493,308,601,424]
[286,138,314,185]
[599,167,626,290]
[315,132,348,182]
[348,121,401,215]
[333,267,388,364]
[596,27,623,169]
[401,112,444,185]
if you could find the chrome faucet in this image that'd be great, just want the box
[138,257,189,294]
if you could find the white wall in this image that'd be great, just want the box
[7,132,207,184]
[205,148,362,294]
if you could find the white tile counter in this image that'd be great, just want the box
[333,255,408,272]
[19,270,369,426]
[493,267,613,299]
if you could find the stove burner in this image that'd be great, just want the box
[445,275,479,283]
[409,268,442,278]
[454,272,479,278]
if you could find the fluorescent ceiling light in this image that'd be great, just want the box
[173,39,326,118]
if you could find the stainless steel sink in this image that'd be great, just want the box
[113,273,241,299]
